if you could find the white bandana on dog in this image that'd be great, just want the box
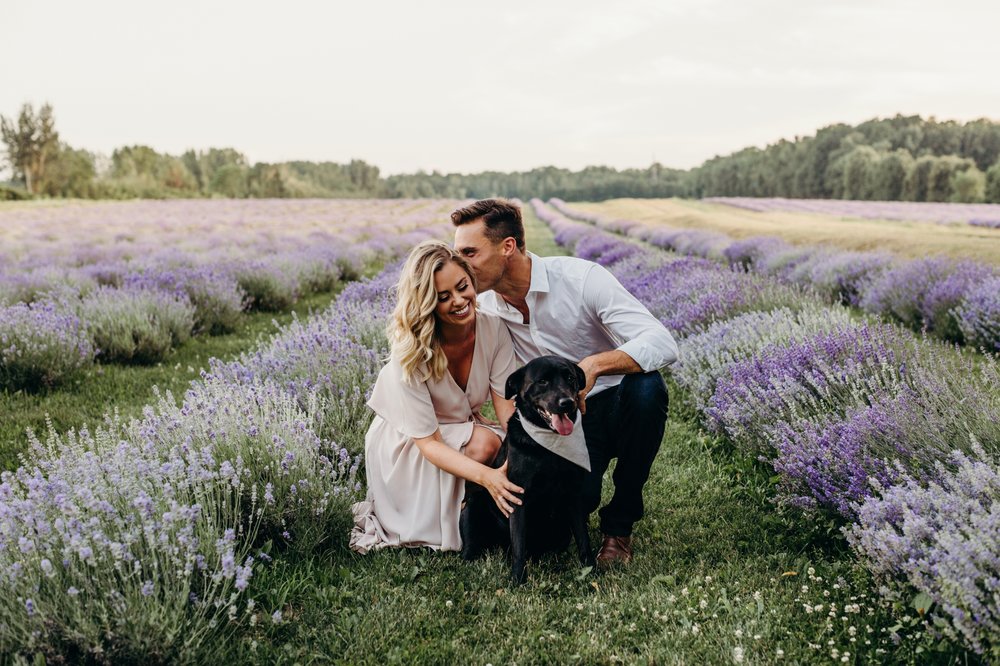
[515,410,591,472]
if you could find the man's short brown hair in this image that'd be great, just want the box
[450,198,525,251]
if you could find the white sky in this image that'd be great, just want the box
[3,0,1000,175]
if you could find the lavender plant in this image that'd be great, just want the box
[847,441,1000,659]
[956,276,1000,351]
[79,286,196,363]
[227,260,301,312]
[1,415,255,660]
[124,267,246,335]
[0,301,95,391]
[674,306,855,411]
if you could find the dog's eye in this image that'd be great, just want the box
[536,379,549,386]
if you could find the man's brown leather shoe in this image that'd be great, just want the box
[596,535,633,568]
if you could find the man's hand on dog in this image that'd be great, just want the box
[576,358,600,415]
[481,461,524,517]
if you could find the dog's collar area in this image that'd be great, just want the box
[515,409,590,472]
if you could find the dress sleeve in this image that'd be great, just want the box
[488,314,520,396]
[367,356,439,439]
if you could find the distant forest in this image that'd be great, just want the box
[3,104,999,203]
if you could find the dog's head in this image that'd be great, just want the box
[505,355,586,436]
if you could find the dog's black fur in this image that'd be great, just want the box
[460,355,596,585]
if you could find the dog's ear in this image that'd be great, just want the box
[505,366,527,400]
[573,363,586,391]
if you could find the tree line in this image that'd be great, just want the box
[689,115,1000,203]
[3,103,999,202]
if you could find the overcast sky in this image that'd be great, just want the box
[3,0,999,175]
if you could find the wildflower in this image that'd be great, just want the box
[141,581,154,596]
[732,646,744,663]
[272,610,283,624]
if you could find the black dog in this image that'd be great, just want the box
[460,355,596,585]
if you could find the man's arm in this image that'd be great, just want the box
[576,263,679,407]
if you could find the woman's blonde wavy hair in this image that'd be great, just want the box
[390,240,478,384]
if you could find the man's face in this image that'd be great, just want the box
[454,218,506,293]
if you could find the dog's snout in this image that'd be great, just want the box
[557,396,576,412]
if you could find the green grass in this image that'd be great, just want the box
[0,289,340,470]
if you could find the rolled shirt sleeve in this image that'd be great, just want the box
[581,263,679,372]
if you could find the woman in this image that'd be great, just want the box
[350,240,524,554]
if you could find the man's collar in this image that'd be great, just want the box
[526,252,549,294]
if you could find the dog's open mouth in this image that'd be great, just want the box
[539,409,575,436]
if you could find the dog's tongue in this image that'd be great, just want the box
[549,413,575,436]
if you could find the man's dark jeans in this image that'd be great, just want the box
[581,371,669,537]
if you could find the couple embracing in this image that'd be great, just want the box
[350,198,678,567]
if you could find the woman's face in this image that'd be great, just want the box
[434,260,476,327]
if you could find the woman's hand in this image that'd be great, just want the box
[480,461,524,518]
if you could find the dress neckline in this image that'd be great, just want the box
[443,314,480,394]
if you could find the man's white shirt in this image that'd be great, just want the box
[477,252,679,397]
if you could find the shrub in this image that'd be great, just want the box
[0,301,95,391]
[956,277,1000,351]
[80,286,195,363]
[848,441,1000,659]
[229,260,300,312]
[124,267,245,335]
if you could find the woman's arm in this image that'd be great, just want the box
[491,389,515,433]
[414,430,523,517]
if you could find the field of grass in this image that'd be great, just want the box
[0,207,971,664]
[570,198,1000,266]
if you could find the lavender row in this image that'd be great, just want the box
[532,199,1000,658]
[548,198,1000,352]
[0,213,453,658]
[704,196,1000,228]
[0,200,459,390]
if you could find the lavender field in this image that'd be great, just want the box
[1,197,996,663]
[535,199,1000,660]
[550,198,1000,352]
[0,199,457,391]
[705,197,1000,228]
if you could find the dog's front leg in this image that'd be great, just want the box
[570,506,596,569]
[509,506,528,586]
[459,502,480,561]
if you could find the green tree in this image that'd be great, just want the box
[872,149,914,200]
[838,145,880,199]
[904,155,937,201]
[209,163,248,198]
[38,144,96,197]
[0,102,60,194]
[985,160,1000,203]
[927,155,974,202]
[950,165,985,203]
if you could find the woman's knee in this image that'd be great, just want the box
[464,427,501,464]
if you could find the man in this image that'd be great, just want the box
[452,198,678,567]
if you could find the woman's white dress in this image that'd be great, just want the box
[350,312,518,553]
